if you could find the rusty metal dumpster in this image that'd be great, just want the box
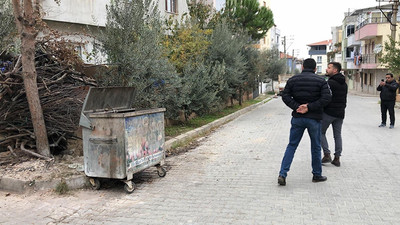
[79,87,166,193]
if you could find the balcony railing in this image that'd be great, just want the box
[308,50,327,55]
[356,17,387,30]
[345,58,360,69]
[361,53,379,64]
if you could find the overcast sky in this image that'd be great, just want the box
[215,0,383,58]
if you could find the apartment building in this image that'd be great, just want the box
[255,0,280,51]
[330,26,342,64]
[307,40,332,75]
[335,11,362,90]
[40,0,189,63]
[352,5,399,94]
[331,4,400,95]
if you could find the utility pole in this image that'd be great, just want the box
[391,0,399,40]
[282,36,287,73]
[292,49,295,74]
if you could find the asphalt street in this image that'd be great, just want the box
[1,94,399,225]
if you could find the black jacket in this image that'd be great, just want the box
[377,79,399,101]
[324,73,348,119]
[282,69,332,121]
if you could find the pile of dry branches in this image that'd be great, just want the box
[0,41,97,158]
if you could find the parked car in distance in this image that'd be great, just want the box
[278,82,286,95]
[277,74,293,96]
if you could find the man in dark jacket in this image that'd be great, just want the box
[278,58,332,186]
[377,73,399,129]
[321,62,347,167]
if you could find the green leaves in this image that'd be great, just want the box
[97,0,279,120]
[380,36,400,75]
[98,0,177,112]
[223,0,274,40]
[0,0,17,52]
[207,20,247,103]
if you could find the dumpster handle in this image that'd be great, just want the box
[79,113,93,130]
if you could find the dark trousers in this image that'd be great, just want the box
[380,100,395,125]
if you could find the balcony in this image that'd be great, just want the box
[355,17,388,40]
[360,53,380,69]
[356,17,386,30]
[362,54,379,64]
[346,34,361,47]
[355,23,378,40]
[308,50,326,56]
[345,58,360,70]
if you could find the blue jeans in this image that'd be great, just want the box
[279,117,322,178]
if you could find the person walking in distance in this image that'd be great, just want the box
[278,58,332,186]
[377,73,399,129]
[321,62,348,167]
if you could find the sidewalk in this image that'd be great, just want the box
[0,95,273,194]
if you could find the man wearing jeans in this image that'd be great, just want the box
[321,62,348,167]
[278,58,332,186]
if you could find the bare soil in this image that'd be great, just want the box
[0,138,200,183]
[0,139,85,182]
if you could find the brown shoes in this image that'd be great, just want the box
[321,153,332,163]
[322,153,340,167]
[331,156,340,167]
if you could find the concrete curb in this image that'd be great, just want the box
[0,96,273,193]
[0,175,88,193]
[164,96,273,151]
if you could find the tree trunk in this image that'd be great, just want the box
[239,89,242,106]
[12,0,51,157]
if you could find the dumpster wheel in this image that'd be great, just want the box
[157,166,167,177]
[89,178,101,190]
[123,181,136,194]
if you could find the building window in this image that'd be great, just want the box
[369,73,373,85]
[346,47,354,58]
[317,56,322,63]
[364,73,367,85]
[166,0,177,13]
[346,25,355,37]
[317,66,322,74]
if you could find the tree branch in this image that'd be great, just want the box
[20,141,53,161]
[11,0,23,32]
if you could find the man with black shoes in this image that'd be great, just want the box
[321,62,348,167]
[377,73,399,129]
[278,58,332,186]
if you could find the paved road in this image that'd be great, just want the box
[1,94,400,225]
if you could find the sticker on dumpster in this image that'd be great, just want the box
[124,113,164,170]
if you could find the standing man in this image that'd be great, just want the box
[377,73,399,129]
[321,62,348,167]
[278,58,332,186]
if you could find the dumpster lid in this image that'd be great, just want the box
[81,87,136,113]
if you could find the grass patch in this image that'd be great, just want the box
[165,94,271,138]
[55,180,69,195]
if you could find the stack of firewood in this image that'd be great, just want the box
[0,42,97,156]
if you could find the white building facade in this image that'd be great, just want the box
[40,0,189,63]
[307,40,332,75]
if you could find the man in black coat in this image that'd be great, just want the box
[377,73,399,129]
[321,62,347,167]
[278,58,332,186]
